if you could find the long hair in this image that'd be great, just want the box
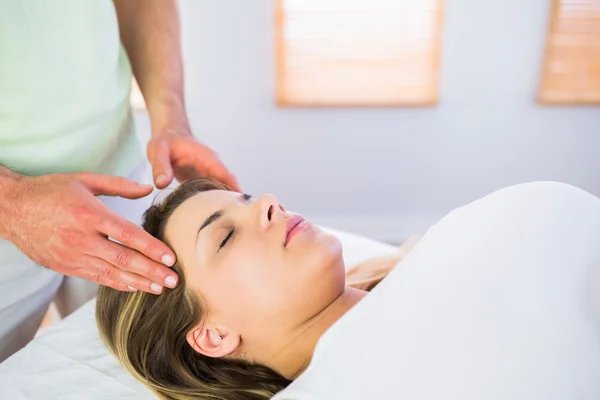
[96,178,291,400]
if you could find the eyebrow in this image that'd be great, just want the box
[196,193,252,240]
[198,210,223,233]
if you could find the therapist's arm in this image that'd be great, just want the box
[113,0,240,190]
[113,0,189,136]
[0,166,22,239]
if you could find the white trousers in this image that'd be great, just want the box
[0,163,153,362]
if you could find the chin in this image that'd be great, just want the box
[309,227,342,258]
[292,231,345,318]
[310,231,345,284]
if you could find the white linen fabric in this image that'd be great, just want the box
[274,182,600,400]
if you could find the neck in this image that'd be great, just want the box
[268,286,367,380]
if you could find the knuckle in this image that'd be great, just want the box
[64,178,80,190]
[95,266,118,284]
[128,277,144,289]
[115,250,132,268]
[89,259,106,273]
[140,241,153,257]
[101,242,114,258]
[71,204,96,222]
[118,227,134,244]
[92,215,109,232]
[145,265,160,279]
[92,274,105,284]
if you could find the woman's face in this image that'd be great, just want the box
[163,190,344,354]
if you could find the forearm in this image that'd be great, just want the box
[114,0,190,136]
[0,165,24,240]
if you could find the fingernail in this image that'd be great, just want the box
[140,184,153,190]
[165,275,178,288]
[151,283,163,293]
[127,286,137,291]
[162,254,175,266]
[156,174,167,185]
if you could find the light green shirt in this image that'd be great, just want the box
[0,0,144,177]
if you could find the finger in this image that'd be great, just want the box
[172,165,201,184]
[193,151,241,191]
[79,256,164,294]
[84,271,137,292]
[111,282,138,292]
[217,170,241,192]
[207,162,241,192]
[147,138,174,189]
[96,234,178,290]
[96,213,177,270]
[73,173,153,199]
[76,262,144,293]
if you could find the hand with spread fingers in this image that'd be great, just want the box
[3,172,179,294]
[147,131,240,191]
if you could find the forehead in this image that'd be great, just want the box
[164,189,236,245]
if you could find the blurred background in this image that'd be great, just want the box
[133,0,600,244]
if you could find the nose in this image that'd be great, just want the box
[256,194,286,231]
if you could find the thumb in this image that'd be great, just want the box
[73,173,154,199]
[147,138,174,189]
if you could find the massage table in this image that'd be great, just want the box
[2,181,599,399]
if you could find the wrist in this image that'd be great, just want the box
[147,96,192,138]
[0,169,26,240]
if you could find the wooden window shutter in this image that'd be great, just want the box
[539,0,600,104]
[276,0,443,107]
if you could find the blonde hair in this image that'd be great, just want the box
[96,178,291,400]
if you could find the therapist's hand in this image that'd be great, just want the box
[147,130,240,191]
[6,173,178,294]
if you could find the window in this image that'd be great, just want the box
[275,0,443,107]
[539,0,600,104]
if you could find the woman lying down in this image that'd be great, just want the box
[96,179,600,400]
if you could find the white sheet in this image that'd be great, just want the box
[0,227,397,399]
[275,182,600,400]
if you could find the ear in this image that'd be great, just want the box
[186,323,240,358]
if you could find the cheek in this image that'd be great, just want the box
[201,243,285,323]
[235,233,345,314]
[231,249,289,312]
[199,233,345,330]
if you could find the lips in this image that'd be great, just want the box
[285,215,305,246]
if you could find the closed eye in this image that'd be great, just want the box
[218,229,234,250]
